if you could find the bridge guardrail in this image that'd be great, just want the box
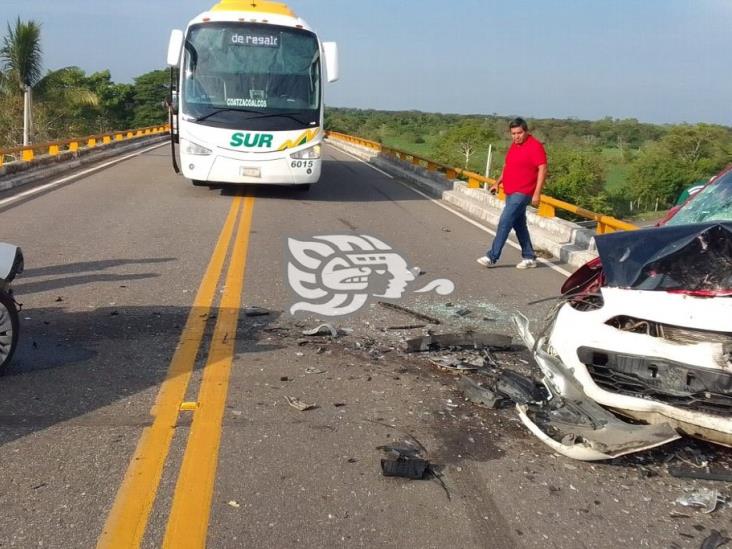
[327,131,637,234]
[0,124,170,168]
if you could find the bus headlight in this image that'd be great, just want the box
[184,140,212,156]
[290,144,321,160]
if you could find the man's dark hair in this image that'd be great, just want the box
[509,117,529,131]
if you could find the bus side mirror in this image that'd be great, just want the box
[167,29,184,67]
[322,42,339,82]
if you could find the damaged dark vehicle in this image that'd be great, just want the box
[514,168,732,460]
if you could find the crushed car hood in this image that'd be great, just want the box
[594,222,732,294]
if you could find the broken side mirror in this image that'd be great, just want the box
[322,42,339,83]
[167,29,184,67]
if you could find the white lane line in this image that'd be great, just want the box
[0,141,168,208]
[328,145,572,278]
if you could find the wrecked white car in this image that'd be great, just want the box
[515,216,732,460]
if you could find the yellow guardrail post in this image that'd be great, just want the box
[536,199,555,218]
[49,144,60,157]
[22,148,34,162]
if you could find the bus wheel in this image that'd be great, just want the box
[293,184,311,192]
[192,180,207,187]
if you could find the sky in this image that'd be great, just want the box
[1,0,731,125]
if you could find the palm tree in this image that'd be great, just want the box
[0,18,42,145]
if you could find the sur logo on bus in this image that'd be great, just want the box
[229,132,274,149]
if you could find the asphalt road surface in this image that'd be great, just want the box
[0,144,727,548]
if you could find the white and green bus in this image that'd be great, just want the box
[166,0,339,189]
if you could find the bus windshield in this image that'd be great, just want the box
[182,22,320,130]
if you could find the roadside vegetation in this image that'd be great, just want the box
[0,19,169,150]
[2,18,730,220]
[326,108,732,219]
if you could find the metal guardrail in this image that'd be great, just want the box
[0,124,170,167]
[326,131,637,234]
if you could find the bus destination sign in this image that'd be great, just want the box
[229,31,280,48]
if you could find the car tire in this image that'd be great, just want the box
[293,184,311,192]
[192,179,208,187]
[0,291,19,372]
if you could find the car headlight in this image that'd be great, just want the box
[184,140,212,156]
[290,144,321,160]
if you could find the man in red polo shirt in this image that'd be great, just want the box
[477,118,547,269]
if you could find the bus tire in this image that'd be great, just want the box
[192,179,207,187]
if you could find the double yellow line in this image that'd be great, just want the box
[98,196,255,548]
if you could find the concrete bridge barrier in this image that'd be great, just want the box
[326,135,601,270]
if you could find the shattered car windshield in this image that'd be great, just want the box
[666,171,732,226]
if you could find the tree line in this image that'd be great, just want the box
[325,108,732,218]
[0,18,169,150]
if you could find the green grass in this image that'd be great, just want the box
[601,147,630,193]
[381,134,439,158]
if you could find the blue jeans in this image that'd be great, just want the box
[487,192,536,262]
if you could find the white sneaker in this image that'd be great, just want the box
[476,256,496,267]
[516,259,537,269]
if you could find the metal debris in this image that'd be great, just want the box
[302,323,339,337]
[304,367,326,374]
[285,396,316,411]
[377,301,441,325]
[401,332,512,353]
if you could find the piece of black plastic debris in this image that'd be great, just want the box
[701,530,731,549]
[387,324,427,331]
[334,402,346,408]
[381,457,429,479]
[401,332,512,353]
[377,301,441,325]
[454,308,472,317]
[55,296,63,302]
[280,376,290,382]
[244,307,270,317]
[496,371,545,404]
[458,377,505,409]
[669,467,732,483]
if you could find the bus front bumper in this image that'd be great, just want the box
[181,152,322,185]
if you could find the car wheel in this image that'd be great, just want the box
[192,179,207,187]
[293,184,311,192]
[0,291,19,371]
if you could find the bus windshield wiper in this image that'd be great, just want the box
[249,111,315,125]
[192,108,264,123]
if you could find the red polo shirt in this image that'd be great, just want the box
[502,135,547,195]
